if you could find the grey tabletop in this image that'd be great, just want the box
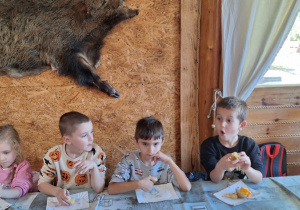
[3,175,300,209]
[99,176,300,210]
[4,188,98,210]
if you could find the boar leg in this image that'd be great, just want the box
[66,51,119,98]
[66,8,138,97]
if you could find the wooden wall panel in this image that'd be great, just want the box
[288,153,300,163]
[288,165,300,175]
[247,86,300,106]
[0,0,181,184]
[247,107,300,123]
[241,87,300,175]
[241,123,300,137]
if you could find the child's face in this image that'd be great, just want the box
[215,107,246,143]
[0,141,17,169]
[64,121,94,153]
[135,137,164,160]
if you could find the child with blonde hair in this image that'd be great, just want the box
[0,124,33,198]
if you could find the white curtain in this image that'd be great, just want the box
[222,0,300,100]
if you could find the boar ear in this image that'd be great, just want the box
[72,2,91,23]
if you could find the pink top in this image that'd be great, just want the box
[0,160,33,197]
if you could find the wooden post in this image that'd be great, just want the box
[198,0,222,157]
[180,0,201,172]
[180,0,222,172]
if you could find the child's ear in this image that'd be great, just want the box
[239,120,247,131]
[63,135,71,144]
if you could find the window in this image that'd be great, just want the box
[258,12,300,87]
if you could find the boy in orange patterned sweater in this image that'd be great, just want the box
[38,111,106,206]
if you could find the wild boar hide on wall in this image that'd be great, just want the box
[0,0,139,98]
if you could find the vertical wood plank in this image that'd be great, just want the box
[198,0,222,158]
[180,0,201,172]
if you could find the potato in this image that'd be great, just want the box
[151,177,158,183]
[230,152,240,161]
[223,193,238,199]
[236,187,251,198]
[67,196,75,204]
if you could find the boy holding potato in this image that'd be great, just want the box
[200,97,263,184]
[108,116,191,194]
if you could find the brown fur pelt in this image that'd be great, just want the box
[0,0,138,98]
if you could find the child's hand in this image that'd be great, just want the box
[74,160,97,174]
[56,188,71,206]
[152,151,171,164]
[219,153,239,172]
[138,176,154,192]
[236,151,251,171]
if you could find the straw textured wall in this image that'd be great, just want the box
[0,0,180,184]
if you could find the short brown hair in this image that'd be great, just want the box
[59,111,91,136]
[217,96,248,122]
[134,116,164,141]
[0,124,23,164]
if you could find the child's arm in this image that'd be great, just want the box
[2,161,33,198]
[154,151,191,191]
[0,188,21,199]
[209,153,237,183]
[74,160,105,193]
[238,152,263,183]
[38,182,71,206]
[108,176,154,195]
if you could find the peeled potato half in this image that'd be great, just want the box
[67,196,75,204]
[151,177,158,183]
[223,193,238,199]
[236,187,251,198]
[230,152,240,161]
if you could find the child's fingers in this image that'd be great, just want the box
[153,156,158,165]
[60,192,71,206]
[224,153,232,159]
[239,151,246,156]
[150,176,158,183]
[231,159,239,164]
[61,198,71,206]
[65,190,70,196]
[151,151,160,158]
[73,160,82,168]
[76,167,87,174]
[75,161,89,174]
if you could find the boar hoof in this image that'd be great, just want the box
[111,90,120,98]
[129,9,139,18]
[100,81,120,98]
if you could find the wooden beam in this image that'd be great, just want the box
[181,0,221,172]
[180,0,201,172]
[198,0,222,155]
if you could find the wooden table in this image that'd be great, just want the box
[4,175,300,209]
